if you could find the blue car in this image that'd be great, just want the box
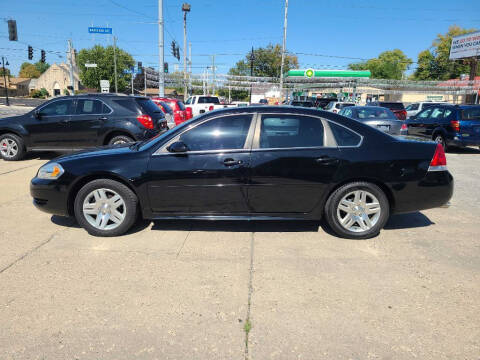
[406,104,480,150]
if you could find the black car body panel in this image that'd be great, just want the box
[0,94,166,151]
[30,106,453,221]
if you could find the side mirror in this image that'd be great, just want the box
[167,141,188,153]
[409,115,416,121]
[34,110,41,119]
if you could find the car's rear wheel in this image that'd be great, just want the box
[108,135,134,146]
[74,179,138,237]
[0,133,26,161]
[324,182,390,239]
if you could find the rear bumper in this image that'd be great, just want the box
[30,178,69,216]
[392,170,454,214]
[448,136,480,147]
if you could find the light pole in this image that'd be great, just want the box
[2,57,10,106]
[182,3,191,101]
[158,0,165,97]
[249,47,255,104]
[279,0,289,101]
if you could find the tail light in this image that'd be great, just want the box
[400,110,407,120]
[401,123,408,131]
[208,105,214,111]
[333,109,337,113]
[428,143,447,171]
[185,107,193,119]
[450,120,460,132]
[136,114,154,129]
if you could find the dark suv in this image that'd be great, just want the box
[0,94,166,161]
[406,104,480,150]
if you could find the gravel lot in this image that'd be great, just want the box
[0,147,479,359]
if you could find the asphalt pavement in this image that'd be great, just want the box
[0,149,479,359]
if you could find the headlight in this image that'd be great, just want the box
[37,163,65,180]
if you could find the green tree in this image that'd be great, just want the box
[34,61,50,74]
[77,45,135,92]
[349,49,412,80]
[413,25,478,80]
[0,67,12,77]
[19,62,41,78]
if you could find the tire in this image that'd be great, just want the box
[324,182,390,240]
[108,135,134,146]
[433,134,447,151]
[74,179,138,237]
[0,133,26,161]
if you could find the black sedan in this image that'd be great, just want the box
[30,106,453,239]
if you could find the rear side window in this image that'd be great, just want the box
[430,108,444,119]
[328,121,362,147]
[76,99,108,115]
[260,115,324,149]
[406,103,419,111]
[113,99,141,114]
[417,108,433,119]
[461,107,480,120]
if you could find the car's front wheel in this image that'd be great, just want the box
[324,182,390,239]
[108,135,134,146]
[74,179,138,237]
[0,133,26,161]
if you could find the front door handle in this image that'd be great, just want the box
[99,116,108,121]
[315,156,339,165]
[60,119,69,124]
[223,158,243,166]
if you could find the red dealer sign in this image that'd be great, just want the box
[449,31,480,60]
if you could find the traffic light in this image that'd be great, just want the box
[28,45,33,60]
[164,63,169,73]
[175,45,180,61]
[8,20,17,41]
[40,50,46,63]
[171,41,176,57]
[138,61,142,69]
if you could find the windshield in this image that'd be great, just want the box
[325,101,335,110]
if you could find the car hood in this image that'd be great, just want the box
[0,115,24,123]
[55,143,137,162]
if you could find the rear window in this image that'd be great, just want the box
[461,107,480,120]
[159,101,173,114]
[357,108,396,119]
[380,102,405,110]
[177,101,186,110]
[339,103,355,109]
[198,96,220,104]
[136,98,162,115]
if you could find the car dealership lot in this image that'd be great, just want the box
[0,150,479,359]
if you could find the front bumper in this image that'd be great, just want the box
[30,178,69,216]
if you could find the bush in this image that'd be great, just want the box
[31,88,49,98]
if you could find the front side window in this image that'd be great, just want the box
[328,121,362,147]
[39,100,73,116]
[76,99,104,115]
[259,115,324,149]
[325,102,335,110]
[179,114,252,151]
[185,97,192,105]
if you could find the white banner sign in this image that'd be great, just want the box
[449,31,480,60]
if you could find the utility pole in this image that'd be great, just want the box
[182,3,191,101]
[158,0,165,97]
[212,55,216,95]
[144,68,147,96]
[1,57,9,106]
[188,42,192,95]
[113,36,118,93]
[279,0,289,101]
[67,40,76,96]
[249,47,255,104]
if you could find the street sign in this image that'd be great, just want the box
[449,31,480,60]
[100,79,110,93]
[123,67,142,74]
[85,63,97,68]
[88,27,113,34]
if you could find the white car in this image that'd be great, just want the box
[405,102,448,119]
[324,101,355,114]
[184,95,234,117]
[232,101,249,107]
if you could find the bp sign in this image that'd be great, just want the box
[304,69,315,78]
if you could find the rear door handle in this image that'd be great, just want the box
[316,156,339,165]
[60,119,69,124]
[223,158,243,166]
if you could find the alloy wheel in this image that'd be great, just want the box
[0,138,19,159]
[336,190,382,233]
[82,188,126,230]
